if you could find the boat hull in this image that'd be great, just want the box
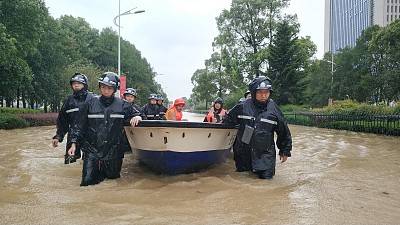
[124,121,237,174]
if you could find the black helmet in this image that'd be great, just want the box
[124,88,137,97]
[248,76,273,94]
[148,93,158,100]
[244,90,251,98]
[70,73,88,86]
[98,72,119,91]
[214,97,224,105]
[156,94,164,101]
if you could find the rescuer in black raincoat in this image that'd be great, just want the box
[223,76,292,179]
[121,88,142,154]
[52,73,95,164]
[142,93,161,120]
[123,88,142,113]
[156,94,168,120]
[68,72,142,186]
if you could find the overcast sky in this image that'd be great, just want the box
[44,0,325,100]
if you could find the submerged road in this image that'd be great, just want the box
[0,113,399,225]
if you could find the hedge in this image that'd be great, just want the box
[0,113,29,129]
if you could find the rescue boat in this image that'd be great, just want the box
[124,120,237,174]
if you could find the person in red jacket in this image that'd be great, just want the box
[204,97,226,123]
[165,98,185,121]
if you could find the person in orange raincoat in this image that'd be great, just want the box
[203,97,226,123]
[165,98,185,121]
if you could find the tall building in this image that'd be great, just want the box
[324,0,400,53]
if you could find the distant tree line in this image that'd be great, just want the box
[0,0,165,112]
[190,0,400,109]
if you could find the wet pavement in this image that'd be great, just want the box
[0,113,399,225]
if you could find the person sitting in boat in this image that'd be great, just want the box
[165,98,185,121]
[203,97,226,123]
[67,72,142,186]
[223,76,292,179]
[156,94,168,120]
[52,73,95,164]
[142,93,162,120]
[121,88,142,154]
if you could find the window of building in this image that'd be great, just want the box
[396,6,398,13]
[387,14,390,22]
[388,5,390,12]
[391,14,393,21]
[392,5,394,12]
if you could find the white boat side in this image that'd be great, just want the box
[124,126,237,153]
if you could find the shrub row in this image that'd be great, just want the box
[0,113,29,129]
[19,113,58,127]
[0,112,58,129]
[0,107,44,114]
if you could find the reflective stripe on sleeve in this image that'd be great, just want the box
[237,115,255,120]
[110,114,125,118]
[260,118,278,125]
[88,114,104,118]
[65,108,79,114]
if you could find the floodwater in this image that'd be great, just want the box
[0,113,399,225]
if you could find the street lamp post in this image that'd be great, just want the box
[113,0,145,77]
[322,58,336,105]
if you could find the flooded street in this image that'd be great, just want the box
[1,113,399,225]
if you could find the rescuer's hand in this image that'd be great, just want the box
[130,116,142,127]
[68,143,76,156]
[52,139,59,147]
[280,155,288,163]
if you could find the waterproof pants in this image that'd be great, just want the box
[233,139,276,179]
[232,138,252,172]
[80,157,123,186]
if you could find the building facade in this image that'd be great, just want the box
[324,0,400,53]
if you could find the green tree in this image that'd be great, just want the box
[215,0,289,78]
[0,24,31,107]
[191,69,218,109]
[268,18,316,104]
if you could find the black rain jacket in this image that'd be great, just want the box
[142,103,162,120]
[53,90,95,149]
[223,98,292,171]
[70,96,141,160]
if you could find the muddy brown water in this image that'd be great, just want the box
[0,113,399,225]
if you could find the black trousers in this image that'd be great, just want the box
[80,157,123,186]
[233,138,252,172]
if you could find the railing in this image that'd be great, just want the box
[284,112,400,136]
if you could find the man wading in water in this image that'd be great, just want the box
[52,73,95,164]
[68,72,142,186]
[223,76,292,179]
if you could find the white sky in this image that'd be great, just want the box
[44,0,325,100]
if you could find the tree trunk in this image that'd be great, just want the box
[44,101,48,113]
[22,93,27,108]
[6,98,12,107]
[16,88,20,108]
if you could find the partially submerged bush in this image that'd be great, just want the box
[0,107,43,114]
[19,113,58,127]
[0,113,29,129]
